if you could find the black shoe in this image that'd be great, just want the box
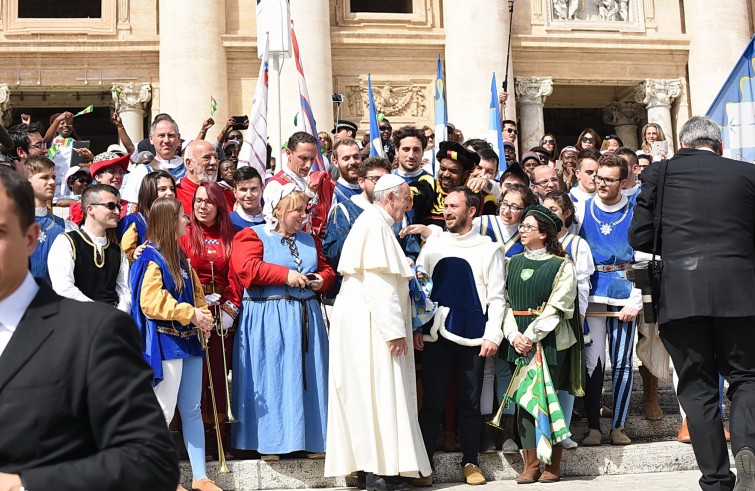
[367,475,410,491]
[735,447,755,491]
[357,471,367,490]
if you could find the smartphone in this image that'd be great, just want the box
[231,115,249,131]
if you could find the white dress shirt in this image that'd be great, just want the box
[47,225,131,313]
[0,272,39,359]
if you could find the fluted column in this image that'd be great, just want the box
[603,101,645,151]
[684,0,750,115]
[273,0,334,147]
[515,77,553,151]
[444,0,513,138]
[159,0,228,141]
[113,83,151,144]
[635,79,681,148]
[0,84,11,127]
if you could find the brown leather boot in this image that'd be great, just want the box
[639,365,663,421]
[539,447,563,483]
[516,448,542,484]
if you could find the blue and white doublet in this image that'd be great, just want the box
[31,208,68,282]
[580,196,635,305]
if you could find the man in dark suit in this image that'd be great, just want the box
[0,167,179,491]
[629,116,755,491]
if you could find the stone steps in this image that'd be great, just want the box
[179,442,734,490]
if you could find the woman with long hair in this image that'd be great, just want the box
[575,128,602,152]
[129,197,220,491]
[543,190,596,449]
[180,181,241,459]
[639,122,671,160]
[231,185,335,460]
[117,170,176,263]
[540,133,559,168]
[502,205,583,484]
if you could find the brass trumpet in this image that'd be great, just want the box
[210,261,236,423]
[199,327,230,474]
[486,395,507,431]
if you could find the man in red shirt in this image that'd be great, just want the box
[176,140,234,215]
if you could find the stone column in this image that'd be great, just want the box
[444,0,512,138]
[159,0,228,141]
[269,0,334,160]
[635,79,681,149]
[603,101,645,151]
[0,84,11,127]
[113,83,151,144]
[684,0,750,115]
[515,77,553,151]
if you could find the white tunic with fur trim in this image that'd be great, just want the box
[416,229,506,347]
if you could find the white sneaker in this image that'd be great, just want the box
[561,437,578,449]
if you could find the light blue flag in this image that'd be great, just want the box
[488,72,507,173]
[434,55,448,176]
[706,35,755,162]
[368,74,386,158]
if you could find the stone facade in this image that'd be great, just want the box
[0,0,752,152]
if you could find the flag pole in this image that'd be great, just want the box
[501,0,516,119]
[272,53,284,173]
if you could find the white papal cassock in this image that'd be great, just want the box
[324,204,432,478]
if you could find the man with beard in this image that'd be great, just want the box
[412,141,497,228]
[331,137,362,205]
[579,153,641,447]
[48,184,131,312]
[176,139,234,214]
[413,187,505,486]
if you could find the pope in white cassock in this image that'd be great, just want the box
[325,174,432,488]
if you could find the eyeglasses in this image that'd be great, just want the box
[194,197,215,206]
[534,177,560,187]
[542,139,556,145]
[518,224,539,233]
[581,136,595,143]
[379,126,392,132]
[593,175,622,185]
[29,141,47,150]
[504,128,518,135]
[362,175,382,183]
[500,202,524,213]
[92,201,122,211]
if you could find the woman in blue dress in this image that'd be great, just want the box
[129,197,220,491]
[230,184,335,459]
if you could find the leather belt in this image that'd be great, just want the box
[513,310,535,316]
[595,263,630,272]
[156,326,199,339]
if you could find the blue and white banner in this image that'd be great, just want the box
[706,35,755,162]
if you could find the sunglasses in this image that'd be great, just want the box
[505,128,518,135]
[582,136,595,143]
[75,177,90,184]
[379,126,392,131]
[542,139,556,145]
[92,201,122,211]
[426,133,435,139]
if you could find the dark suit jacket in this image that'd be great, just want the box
[0,282,179,490]
[628,147,755,324]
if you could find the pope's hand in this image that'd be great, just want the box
[387,338,408,357]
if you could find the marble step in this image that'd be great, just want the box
[179,441,733,490]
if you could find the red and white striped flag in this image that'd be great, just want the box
[238,33,270,179]
[291,22,326,173]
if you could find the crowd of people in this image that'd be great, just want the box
[0,104,752,491]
